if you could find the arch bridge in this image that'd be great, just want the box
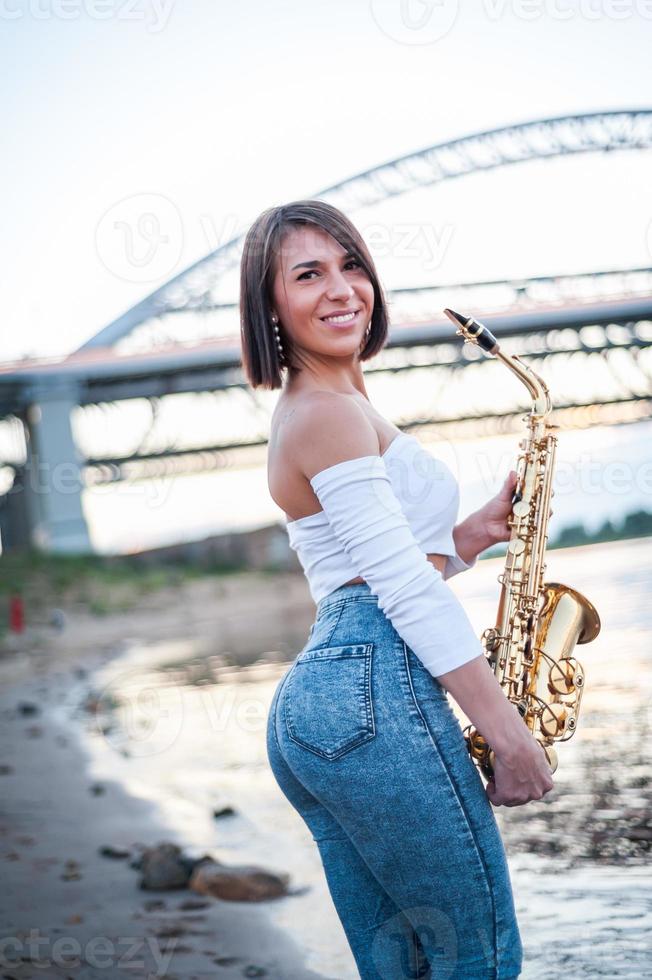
[1,110,651,553]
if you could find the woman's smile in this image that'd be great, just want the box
[320,309,361,328]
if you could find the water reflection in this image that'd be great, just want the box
[78,538,652,979]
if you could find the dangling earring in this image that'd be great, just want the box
[271,313,285,364]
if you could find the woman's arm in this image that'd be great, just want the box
[437,656,554,806]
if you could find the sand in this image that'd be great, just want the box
[0,570,327,980]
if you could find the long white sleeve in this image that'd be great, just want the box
[444,552,477,580]
[310,454,483,678]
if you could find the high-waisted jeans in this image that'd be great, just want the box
[266,582,523,980]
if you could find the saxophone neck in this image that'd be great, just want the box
[495,350,552,417]
[443,308,552,418]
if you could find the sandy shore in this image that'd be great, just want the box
[0,570,327,980]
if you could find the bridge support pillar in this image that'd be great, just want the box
[16,379,93,555]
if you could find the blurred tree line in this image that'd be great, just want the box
[483,509,652,558]
[551,509,652,549]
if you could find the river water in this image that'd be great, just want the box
[70,537,651,979]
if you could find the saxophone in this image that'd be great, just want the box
[443,308,601,780]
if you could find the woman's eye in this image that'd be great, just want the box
[297,259,361,281]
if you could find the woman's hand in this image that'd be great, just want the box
[485,729,555,807]
[477,469,518,547]
[451,470,519,563]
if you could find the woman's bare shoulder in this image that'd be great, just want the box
[279,390,381,481]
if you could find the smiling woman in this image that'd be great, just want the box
[239,199,388,390]
[238,199,551,979]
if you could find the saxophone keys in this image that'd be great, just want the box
[508,537,526,555]
[512,500,530,519]
[483,627,500,651]
[540,702,567,738]
[465,727,489,762]
[548,657,578,695]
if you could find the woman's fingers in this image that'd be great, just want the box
[486,748,555,807]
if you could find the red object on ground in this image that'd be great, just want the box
[9,594,24,633]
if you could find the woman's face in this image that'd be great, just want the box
[270,224,374,363]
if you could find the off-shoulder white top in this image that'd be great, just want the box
[284,431,481,677]
[286,431,475,605]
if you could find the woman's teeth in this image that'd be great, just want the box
[323,311,357,324]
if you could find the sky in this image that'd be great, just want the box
[2,1,652,553]
[2,0,652,361]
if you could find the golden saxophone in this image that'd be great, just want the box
[443,308,601,780]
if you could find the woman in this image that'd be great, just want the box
[239,200,553,979]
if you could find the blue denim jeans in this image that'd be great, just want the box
[267,583,524,979]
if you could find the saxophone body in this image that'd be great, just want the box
[443,309,601,780]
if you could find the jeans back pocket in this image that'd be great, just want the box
[284,644,375,760]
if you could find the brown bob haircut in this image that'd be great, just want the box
[239,199,389,390]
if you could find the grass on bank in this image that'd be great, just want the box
[1,509,650,620]
[0,549,251,619]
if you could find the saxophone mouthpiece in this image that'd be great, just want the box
[443,308,499,355]
[442,308,468,329]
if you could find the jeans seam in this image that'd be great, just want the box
[323,599,346,646]
[271,667,295,760]
[402,641,499,979]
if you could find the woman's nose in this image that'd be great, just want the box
[325,269,354,300]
